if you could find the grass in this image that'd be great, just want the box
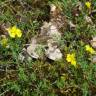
[0,0,96,96]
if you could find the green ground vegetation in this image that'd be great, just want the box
[0,0,96,96]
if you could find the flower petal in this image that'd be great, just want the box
[71,60,76,67]
[85,2,91,9]
[16,29,22,38]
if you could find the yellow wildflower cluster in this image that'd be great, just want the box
[66,53,76,67]
[85,1,91,9]
[7,26,22,38]
[0,36,8,47]
[85,45,95,54]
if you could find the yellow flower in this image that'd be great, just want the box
[85,45,95,54]
[7,26,22,38]
[85,1,91,9]
[0,36,8,47]
[66,53,76,67]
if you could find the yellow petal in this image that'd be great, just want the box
[11,26,17,32]
[7,26,16,38]
[71,53,75,59]
[85,45,90,51]
[7,26,22,38]
[71,60,76,67]
[9,32,16,38]
[0,38,8,47]
[66,54,71,62]
[85,45,95,54]
[85,2,91,9]
[16,29,22,38]
[90,48,95,54]
[66,53,77,67]
[7,28,11,33]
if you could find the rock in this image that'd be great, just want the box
[68,21,76,28]
[26,38,39,59]
[19,3,65,61]
[27,44,39,59]
[85,15,93,24]
[41,22,61,40]
[50,3,67,30]
[45,43,62,61]
[47,24,61,38]
[91,36,96,49]
[50,4,56,12]
[92,56,96,63]
[18,53,25,62]
[40,22,51,36]
[26,37,45,59]
[18,48,28,61]
[46,47,62,61]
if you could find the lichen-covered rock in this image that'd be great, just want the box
[68,21,76,28]
[47,24,61,39]
[85,15,93,24]
[19,4,66,61]
[45,46,62,60]
[91,36,96,49]
[92,56,96,63]
[27,44,39,59]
